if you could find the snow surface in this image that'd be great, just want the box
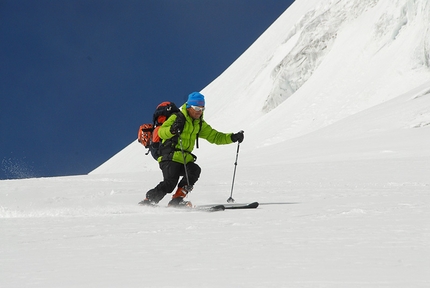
[2,0,430,287]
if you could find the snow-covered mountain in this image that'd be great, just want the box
[92,0,430,174]
[2,1,430,287]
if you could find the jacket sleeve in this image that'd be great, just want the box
[158,114,177,140]
[198,121,234,145]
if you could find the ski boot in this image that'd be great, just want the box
[138,198,156,206]
[139,188,166,206]
[168,185,193,207]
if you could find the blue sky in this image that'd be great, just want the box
[0,0,294,179]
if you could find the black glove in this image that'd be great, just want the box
[231,131,244,143]
[170,114,185,134]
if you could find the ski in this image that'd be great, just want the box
[194,205,225,212]
[198,201,259,210]
[223,201,259,209]
[139,201,259,211]
[138,201,225,212]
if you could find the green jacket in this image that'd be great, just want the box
[158,104,233,163]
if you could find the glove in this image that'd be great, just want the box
[170,114,185,134]
[231,131,244,143]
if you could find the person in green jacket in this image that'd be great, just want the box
[140,92,244,207]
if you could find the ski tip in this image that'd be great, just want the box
[249,202,259,208]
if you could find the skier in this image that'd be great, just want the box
[139,92,244,207]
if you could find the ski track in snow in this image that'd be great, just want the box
[1,157,430,287]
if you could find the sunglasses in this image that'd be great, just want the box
[191,105,205,112]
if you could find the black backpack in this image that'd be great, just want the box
[138,101,180,159]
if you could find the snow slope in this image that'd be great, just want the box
[92,0,430,173]
[2,0,430,287]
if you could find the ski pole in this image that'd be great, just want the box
[227,132,243,203]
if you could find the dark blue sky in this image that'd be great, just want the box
[0,0,293,179]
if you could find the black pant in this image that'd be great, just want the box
[146,161,201,203]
